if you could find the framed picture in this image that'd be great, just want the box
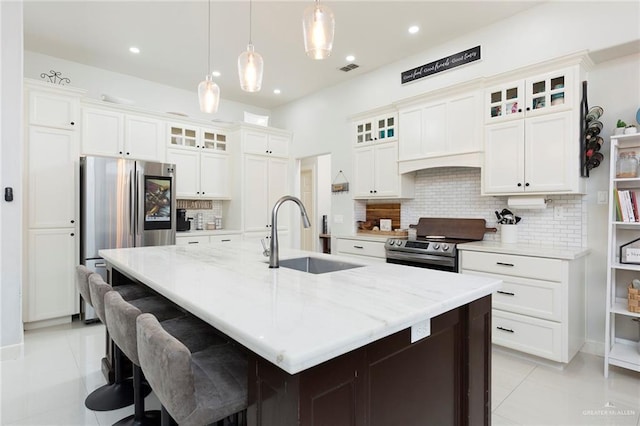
[620,237,640,264]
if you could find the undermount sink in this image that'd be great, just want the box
[278,257,363,274]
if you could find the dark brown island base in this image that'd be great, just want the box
[247,295,491,426]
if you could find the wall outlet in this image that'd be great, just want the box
[554,206,565,219]
[334,214,344,224]
[411,319,431,343]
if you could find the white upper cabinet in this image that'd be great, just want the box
[165,122,231,199]
[81,105,165,162]
[243,128,289,157]
[353,142,414,199]
[28,89,79,130]
[125,115,165,161]
[354,112,397,145]
[484,111,577,194]
[397,87,482,172]
[27,126,78,229]
[485,67,574,123]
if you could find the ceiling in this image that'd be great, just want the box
[23,1,543,110]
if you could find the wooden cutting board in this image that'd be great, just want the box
[415,218,496,240]
[366,203,401,230]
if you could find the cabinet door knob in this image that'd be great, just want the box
[70,220,75,224]
[526,107,531,111]
[517,183,522,187]
[70,121,75,126]
[517,109,522,113]
[126,152,130,155]
[525,183,530,187]
[119,151,123,154]
[70,232,75,237]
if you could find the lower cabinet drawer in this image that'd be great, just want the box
[492,310,562,362]
[210,235,237,243]
[463,270,562,321]
[461,251,563,282]
[176,235,210,245]
[336,238,386,259]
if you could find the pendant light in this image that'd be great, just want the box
[238,0,263,92]
[302,0,335,60]
[198,0,220,113]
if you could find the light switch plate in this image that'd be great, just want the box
[597,191,608,205]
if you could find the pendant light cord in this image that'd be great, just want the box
[207,0,211,74]
[248,0,253,44]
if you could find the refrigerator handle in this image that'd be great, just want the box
[130,168,136,242]
[135,169,143,245]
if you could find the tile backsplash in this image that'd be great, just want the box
[180,200,224,227]
[360,168,586,248]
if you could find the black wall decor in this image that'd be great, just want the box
[401,46,481,84]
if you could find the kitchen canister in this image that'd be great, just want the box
[195,213,204,230]
[501,224,517,244]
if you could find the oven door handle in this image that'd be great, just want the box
[385,251,456,267]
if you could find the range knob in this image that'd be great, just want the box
[388,240,395,246]
[442,244,450,251]
[432,243,440,250]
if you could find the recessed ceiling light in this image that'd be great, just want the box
[408,26,420,34]
[212,70,221,77]
[346,55,355,62]
[273,89,281,95]
[129,46,140,54]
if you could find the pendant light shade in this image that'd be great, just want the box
[198,74,220,113]
[238,0,263,92]
[198,0,220,113]
[238,44,264,92]
[302,0,335,60]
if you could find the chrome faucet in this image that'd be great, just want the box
[269,195,311,268]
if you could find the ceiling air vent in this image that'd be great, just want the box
[339,63,359,72]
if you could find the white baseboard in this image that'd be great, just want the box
[581,340,605,357]
[23,316,71,331]
[0,342,24,361]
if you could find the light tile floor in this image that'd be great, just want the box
[1,320,639,426]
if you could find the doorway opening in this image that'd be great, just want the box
[297,154,331,252]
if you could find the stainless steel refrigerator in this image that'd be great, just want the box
[79,156,176,322]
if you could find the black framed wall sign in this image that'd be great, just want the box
[401,45,481,84]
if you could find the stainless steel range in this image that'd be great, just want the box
[385,218,496,272]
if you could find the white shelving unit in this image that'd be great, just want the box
[605,132,640,377]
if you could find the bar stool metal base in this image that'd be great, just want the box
[84,379,152,411]
[112,410,161,426]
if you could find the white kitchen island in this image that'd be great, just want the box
[100,241,501,426]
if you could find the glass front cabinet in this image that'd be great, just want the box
[485,67,573,123]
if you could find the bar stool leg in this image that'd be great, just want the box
[160,406,177,426]
[85,345,152,411]
[113,365,161,426]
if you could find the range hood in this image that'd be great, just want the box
[398,151,483,174]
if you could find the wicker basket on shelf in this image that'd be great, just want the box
[629,285,640,313]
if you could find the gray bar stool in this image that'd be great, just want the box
[137,313,249,426]
[78,266,152,411]
[95,280,185,426]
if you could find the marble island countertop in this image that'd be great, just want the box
[175,229,242,237]
[100,241,501,374]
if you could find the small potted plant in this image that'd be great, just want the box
[615,119,627,135]
[625,123,638,135]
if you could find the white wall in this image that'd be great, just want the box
[584,53,640,349]
[1,0,24,356]
[272,1,640,238]
[271,1,640,349]
[24,51,270,125]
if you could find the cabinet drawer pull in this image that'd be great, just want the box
[496,262,514,267]
[188,241,200,244]
[496,326,514,333]
[220,239,231,242]
[497,290,515,296]
[353,245,364,249]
